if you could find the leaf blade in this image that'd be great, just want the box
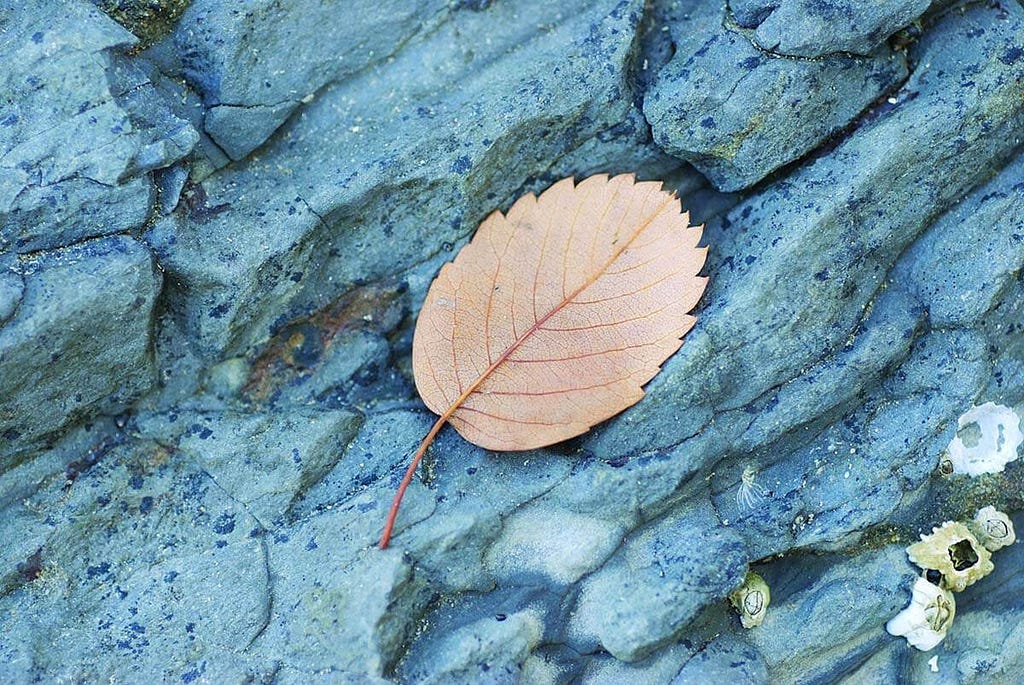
[412,173,707,451]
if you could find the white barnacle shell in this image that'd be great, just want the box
[943,402,1023,476]
[969,505,1016,552]
[729,570,770,629]
[906,521,993,592]
[886,575,956,651]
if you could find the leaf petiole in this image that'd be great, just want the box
[378,412,451,549]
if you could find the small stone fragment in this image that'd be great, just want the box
[731,0,930,58]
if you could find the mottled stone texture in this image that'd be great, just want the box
[2,0,1023,682]
[730,0,931,57]
[644,1,908,191]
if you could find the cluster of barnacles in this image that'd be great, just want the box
[886,506,1016,651]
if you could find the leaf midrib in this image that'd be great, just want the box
[437,193,677,427]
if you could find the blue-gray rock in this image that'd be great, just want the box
[229,278,410,408]
[747,546,913,683]
[0,236,161,465]
[644,0,907,191]
[397,587,553,684]
[0,429,270,682]
[567,499,747,661]
[3,0,1024,682]
[582,643,701,685]
[838,643,904,685]
[730,0,930,57]
[483,502,626,587]
[252,513,434,678]
[0,0,197,254]
[895,151,1024,329]
[712,327,989,559]
[133,408,363,525]
[297,407,575,592]
[203,101,300,161]
[173,0,448,160]
[671,633,768,684]
[0,271,22,324]
[591,0,1024,465]
[146,0,655,360]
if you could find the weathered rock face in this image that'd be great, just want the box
[644,1,908,191]
[0,3,196,255]
[0,236,162,467]
[729,0,932,58]
[2,0,1023,683]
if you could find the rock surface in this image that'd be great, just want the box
[730,0,931,58]
[0,2,196,254]
[0,236,162,465]
[644,0,907,190]
[173,0,449,161]
[2,0,1023,683]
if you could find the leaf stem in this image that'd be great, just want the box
[378,412,450,549]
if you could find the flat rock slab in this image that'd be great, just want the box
[0,431,270,682]
[0,236,161,464]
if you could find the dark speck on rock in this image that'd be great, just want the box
[86,562,111,579]
[208,303,230,320]
[17,548,44,583]
[213,513,236,535]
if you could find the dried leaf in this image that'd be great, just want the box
[380,174,707,548]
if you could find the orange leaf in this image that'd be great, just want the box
[379,174,707,548]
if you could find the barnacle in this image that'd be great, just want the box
[942,402,1023,476]
[729,570,770,628]
[736,464,766,510]
[969,505,1015,552]
[906,521,993,592]
[886,574,956,651]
